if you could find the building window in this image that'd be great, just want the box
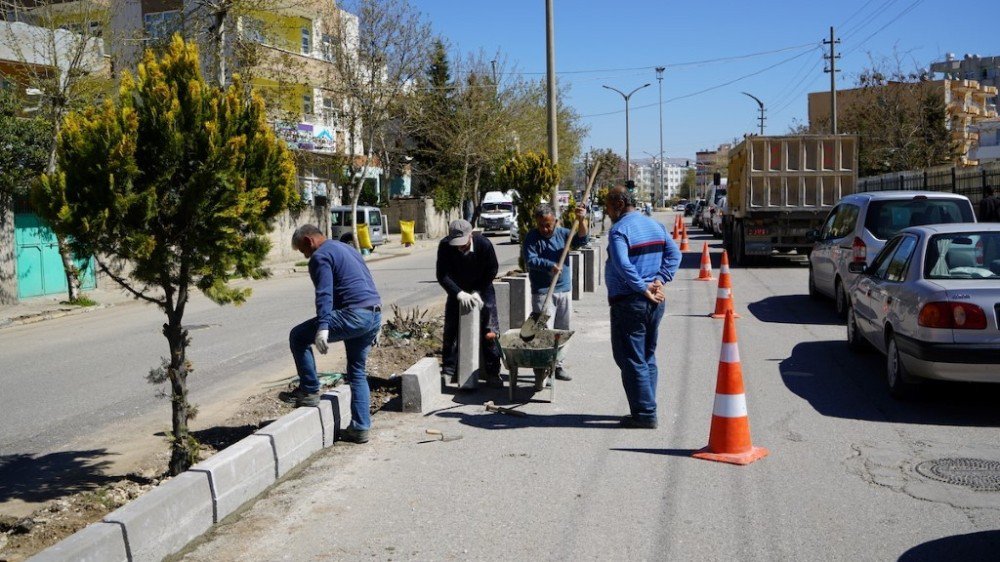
[303,95,313,117]
[321,34,334,62]
[322,98,339,127]
[301,27,311,55]
[144,11,181,40]
[242,16,266,44]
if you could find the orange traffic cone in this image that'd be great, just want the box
[679,222,691,252]
[693,309,769,466]
[710,250,740,319]
[695,242,715,281]
[671,215,680,241]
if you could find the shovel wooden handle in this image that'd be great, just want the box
[537,163,602,316]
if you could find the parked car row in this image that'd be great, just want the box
[806,190,998,398]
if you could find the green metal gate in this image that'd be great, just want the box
[14,212,96,299]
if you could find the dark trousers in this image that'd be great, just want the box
[441,288,501,378]
[610,294,665,421]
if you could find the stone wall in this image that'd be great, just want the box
[384,197,459,238]
[266,206,330,264]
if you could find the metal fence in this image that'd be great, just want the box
[857,161,1000,218]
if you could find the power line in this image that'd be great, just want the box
[841,0,899,41]
[844,0,925,55]
[838,0,877,30]
[581,47,821,119]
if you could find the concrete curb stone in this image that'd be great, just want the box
[401,357,442,414]
[322,386,352,441]
[101,471,214,562]
[26,522,128,562]
[189,435,276,523]
[254,408,324,478]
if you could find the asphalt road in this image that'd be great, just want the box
[0,237,522,515]
[178,213,1000,561]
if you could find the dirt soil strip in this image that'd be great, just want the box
[0,310,443,562]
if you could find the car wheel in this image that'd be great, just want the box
[808,266,820,300]
[886,334,913,399]
[846,306,868,352]
[834,278,848,319]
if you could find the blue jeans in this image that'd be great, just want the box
[610,295,665,422]
[289,308,382,430]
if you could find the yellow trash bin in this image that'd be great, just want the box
[356,224,373,250]
[399,220,416,246]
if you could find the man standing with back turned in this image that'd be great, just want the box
[285,224,382,444]
[604,186,681,429]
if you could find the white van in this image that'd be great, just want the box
[479,191,517,234]
[330,205,387,247]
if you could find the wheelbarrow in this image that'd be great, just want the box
[498,328,574,402]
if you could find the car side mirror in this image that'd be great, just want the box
[848,262,867,274]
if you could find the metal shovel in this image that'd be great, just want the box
[519,163,601,342]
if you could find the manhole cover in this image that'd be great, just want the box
[915,458,1000,492]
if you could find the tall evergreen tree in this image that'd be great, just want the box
[33,36,298,475]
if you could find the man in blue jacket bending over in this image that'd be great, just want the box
[522,202,589,381]
[285,224,382,444]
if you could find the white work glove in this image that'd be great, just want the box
[456,291,476,313]
[470,291,484,308]
[314,329,329,354]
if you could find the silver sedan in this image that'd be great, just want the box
[846,223,1000,398]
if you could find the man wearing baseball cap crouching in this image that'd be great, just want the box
[436,219,503,388]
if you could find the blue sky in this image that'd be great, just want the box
[413,0,995,161]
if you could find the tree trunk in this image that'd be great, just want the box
[47,111,83,302]
[214,9,227,88]
[164,309,194,476]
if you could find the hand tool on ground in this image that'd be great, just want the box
[519,162,602,342]
[484,400,528,417]
[425,428,463,442]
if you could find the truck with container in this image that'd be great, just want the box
[479,190,517,235]
[721,134,859,266]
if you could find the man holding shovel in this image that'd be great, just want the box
[522,202,589,381]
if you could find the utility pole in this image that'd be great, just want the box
[741,92,765,135]
[656,67,665,207]
[545,0,559,214]
[823,26,841,135]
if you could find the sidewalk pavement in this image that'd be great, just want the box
[0,237,437,329]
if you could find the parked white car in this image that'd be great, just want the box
[808,191,975,317]
[846,223,1000,397]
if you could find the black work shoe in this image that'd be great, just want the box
[278,387,321,407]
[340,426,370,444]
[554,368,572,381]
[620,415,657,429]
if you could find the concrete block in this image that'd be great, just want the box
[569,252,582,300]
[581,248,597,292]
[102,472,213,562]
[501,275,530,328]
[190,435,275,522]
[316,398,335,448]
[492,281,510,333]
[28,522,128,562]
[597,244,603,285]
[401,357,442,413]
[321,386,352,442]
[457,301,480,389]
[255,408,323,477]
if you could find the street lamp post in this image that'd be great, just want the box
[656,67,665,207]
[741,91,765,135]
[602,83,650,183]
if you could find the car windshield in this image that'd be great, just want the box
[864,198,974,241]
[482,202,513,213]
[924,232,1000,279]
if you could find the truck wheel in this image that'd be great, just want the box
[732,226,748,267]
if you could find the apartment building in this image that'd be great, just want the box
[931,53,1000,110]
[110,0,373,206]
[695,143,730,200]
[808,79,999,166]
